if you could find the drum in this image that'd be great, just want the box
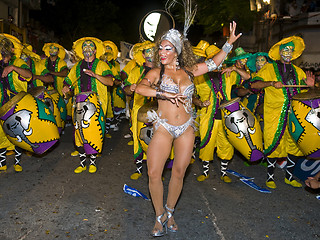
[73,91,105,154]
[288,89,320,159]
[219,97,264,161]
[138,121,153,154]
[137,120,175,162]
[28,86,63,134]
[0,91,60,154]
[47,89,67,130]
[137,101,158,123]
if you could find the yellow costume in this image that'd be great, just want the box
[251,36,307,188]
[0,34,32,171]
[253,62,306,158]
[193,43,234,182]
[64,37,111,174]
[102,41,126,132]
[41,43,68,96]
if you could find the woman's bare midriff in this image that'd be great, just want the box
[157,100,191,126]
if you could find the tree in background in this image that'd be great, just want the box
[196,0,256,34]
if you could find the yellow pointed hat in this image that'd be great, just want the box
[0,33,23,57]
[73,37,105,59]
[192,40,210,57]
[205,44,221,59]
[42,42,66,59]
[103,40,119,61]
[268,36,305,61]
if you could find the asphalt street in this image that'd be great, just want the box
[0,119,319,240]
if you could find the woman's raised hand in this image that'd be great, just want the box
[228,21,242,45]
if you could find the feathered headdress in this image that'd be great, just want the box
[161,0,197,55]
[165,0,197,38]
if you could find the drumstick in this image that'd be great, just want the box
[63,77,80,99]
[283,85,310,88]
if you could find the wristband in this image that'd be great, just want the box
[222,41,233,54]
[156,90,166,100]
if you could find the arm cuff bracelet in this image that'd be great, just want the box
[156,90,166,100]
[222,41,233,54]
[205,59,217,72]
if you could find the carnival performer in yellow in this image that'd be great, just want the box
[221,47,251,101]
[41,43,68,94]
[102,40,126,133]
[193,43,236,183]
[204,47,251,181]
[123,41,156,180]
[120,43,142,83]
[239,52,272,116]
[121,42,144,143]
[250,36,314,189]
[221,47,251,100]
[41,43,72,126]
[20,44,54,89]
[231,52,273,128]
[62,37,113,174]
[0,34,32,172]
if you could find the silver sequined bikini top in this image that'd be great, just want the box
[159,74,194,113]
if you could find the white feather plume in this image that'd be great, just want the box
[165,0,197,38]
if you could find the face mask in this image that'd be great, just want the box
[144,47,154,62]
[239,58,247,66]
[105,46,113,61]
[280,46,293,63]
[255,56,267,71]
[21,53,29,63]
[49,46,58,56]
[82,41,96,59]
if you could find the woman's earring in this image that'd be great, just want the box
[176,58,180,69]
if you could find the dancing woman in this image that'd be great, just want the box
[135,21,241,236]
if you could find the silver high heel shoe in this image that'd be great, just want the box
[151,211,167,237]
[165,204,178,232]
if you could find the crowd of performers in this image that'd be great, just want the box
[0,31,317,190]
